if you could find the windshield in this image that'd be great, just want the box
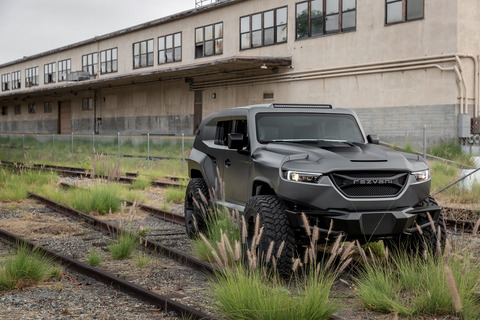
[256,113,364,144]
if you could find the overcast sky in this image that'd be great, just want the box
[0,0,195,65]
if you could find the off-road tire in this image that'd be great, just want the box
[386,196,446,254]
[243,195,296,275]
[184,178,210,238]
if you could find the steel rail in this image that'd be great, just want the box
[123,200,186,225]
[1,160,181,187]
[27,192,214,274]
[0,228,215,320]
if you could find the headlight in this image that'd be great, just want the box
[284,171,322,183]
[412,169,430,182]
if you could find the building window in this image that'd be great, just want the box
[1,106,7,116]
[386,0,424,24]
[1,74,10,91]
[240,7,287,50]
[82,53,98,76]
[44,102,53,113]
[44,63,56,84]
[133,39,154,69]
[25,67,39,87]
[28,103,36,114]
[12,71,21,90]
[100,48,118,74]
[195,22,223,58]
[58,59,71,82]
[14,105,21,115]
[159,32,182,64]
[296,0,356,39]
[82,98,93,111]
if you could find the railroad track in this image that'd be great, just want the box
[0,194,217,318]
[0,228,213,320]
[0,160,183,188]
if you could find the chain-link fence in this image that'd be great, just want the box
[0,133,194,175]
[1,127,479,206]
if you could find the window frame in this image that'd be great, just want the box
[58,59,71,82]
[25,66,39,87]
[14,105,21,115]
[240,6,288,50]
[11,71,21,90]
[100,48,118,74]
[44,62,56,84]
[133,39,154,69]
[158,32,182,64]
[82,98,93,111]
[195,22,224,58]
[28,103,36,114]
[82,52,98,76]
[1,74,10,91]
[295,0,357,40]
[44,102,53,113]
[1,106,8,116]
[385,0,424,25]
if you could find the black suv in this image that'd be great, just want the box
[185,104,445,273]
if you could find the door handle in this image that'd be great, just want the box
[224,159,231,167]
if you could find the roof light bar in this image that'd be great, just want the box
[272,103,333,109]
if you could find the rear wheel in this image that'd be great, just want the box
[243,195,296,275]
[184,178,210,238]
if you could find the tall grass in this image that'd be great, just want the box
[165,187,187,203]
[109,232,139,260]
[70,184,121,215]
[428,140,473,165]
[355,245,480,319]
[0,168,57,201]
[430,160,480,204]
[194,197,342,320]
[36,183,123,215]
[0,245,62,290]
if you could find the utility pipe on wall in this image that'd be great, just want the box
[194,53,477,117]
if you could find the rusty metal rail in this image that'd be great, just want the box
[1,160,181,187]
[0,228,214,320]
[123,200,185,225]
[27,192,214,274]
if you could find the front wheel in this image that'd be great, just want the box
[184,178,210,238]
[243,195,296,275]
[386,196,446,254]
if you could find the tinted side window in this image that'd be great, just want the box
[215,120,233,145]
[214,119,248,146]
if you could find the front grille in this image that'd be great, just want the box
[330,171,408,198]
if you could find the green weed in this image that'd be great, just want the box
[109,232,139,260]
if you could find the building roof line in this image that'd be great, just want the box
[0,0,244,68]
[0,55,291,100]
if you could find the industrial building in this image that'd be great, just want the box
[0,0,479,147]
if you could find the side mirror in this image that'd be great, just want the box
[228,133,244,150]
[367,134,379,145]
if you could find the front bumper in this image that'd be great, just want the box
[286,204,442,241]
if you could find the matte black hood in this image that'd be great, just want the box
[262,141,423,173]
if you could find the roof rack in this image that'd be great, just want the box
[271,103,333,109]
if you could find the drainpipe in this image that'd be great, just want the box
[94,90,98,134]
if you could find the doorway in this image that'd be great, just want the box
[58,100,72,134]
